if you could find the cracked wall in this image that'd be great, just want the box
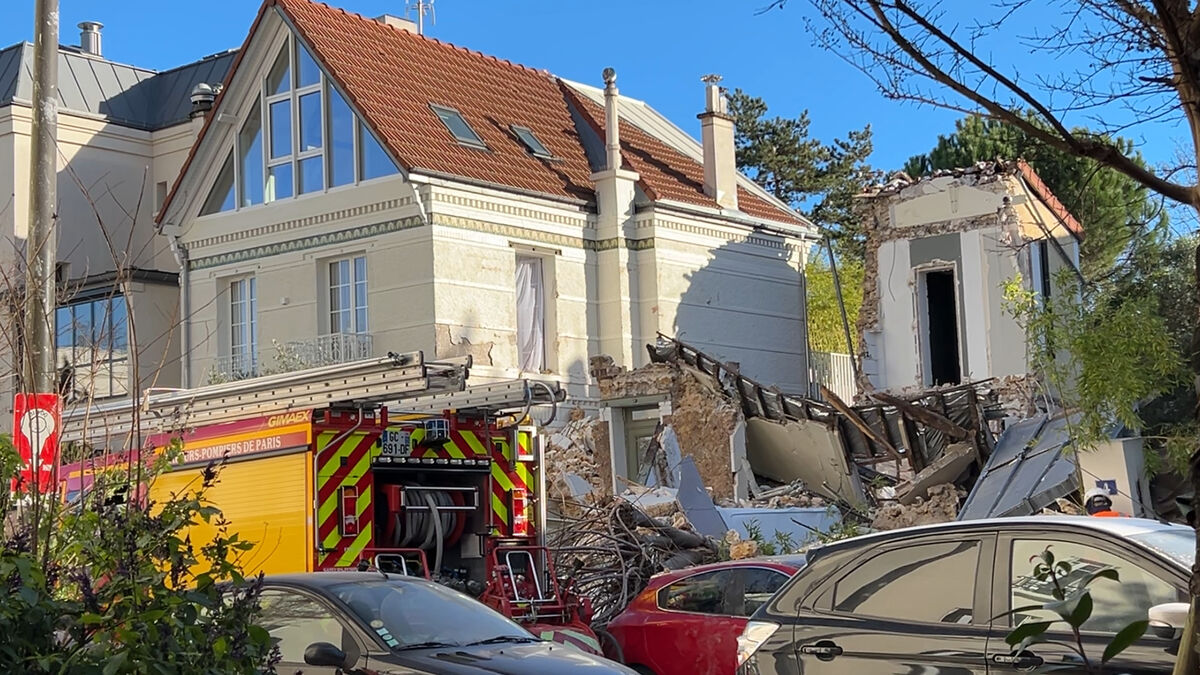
[435,323,496,366]
[857,169,1042,407]
[589,355,742,499]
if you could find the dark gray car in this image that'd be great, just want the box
[736,516,1193,674]
[257,572,634,674]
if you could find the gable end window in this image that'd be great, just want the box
[200,35,398,215]
[431,104,486,148]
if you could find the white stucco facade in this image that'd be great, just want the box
[0,103,201,426]
[159,6,816,401]
[860,168,1081,395]
[173,171,811,399]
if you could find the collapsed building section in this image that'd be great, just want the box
[547,335,1001,525]
[856,160,1083,408]
[547,335,1006,628]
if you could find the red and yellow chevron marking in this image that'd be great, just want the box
[404,428,481,460]
[480,430,535,538]
[315,430,376,568]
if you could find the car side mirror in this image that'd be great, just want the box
[304,641,348,667]
[1148,602,1190,640]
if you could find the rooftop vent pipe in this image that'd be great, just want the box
[78,21,103,57]
[189,83,216,119]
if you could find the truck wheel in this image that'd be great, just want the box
[631,667,656,675]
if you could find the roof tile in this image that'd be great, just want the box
[164,0,807,228]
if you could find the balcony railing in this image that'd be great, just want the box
[209,333,374,383]
[282,332,374,369]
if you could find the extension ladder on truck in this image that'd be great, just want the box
[60,351,470,445]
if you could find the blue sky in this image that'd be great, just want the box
[0,0,1185,179]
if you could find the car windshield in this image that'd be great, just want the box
[331,580,535,650]
[1128,528,1195,568]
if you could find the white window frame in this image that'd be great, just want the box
[55,294,129,400]
[200,33,397,216]
[515,254,547,372]
[229,276,258,376]
[327,254,368,336]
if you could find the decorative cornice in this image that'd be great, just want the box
[652,216,796,254]
[432,213,587,249]
[188,202,801,271]
[190,216,424,270]
[190,196,415,250]
[432,192,591,229]
[588,237,654,252]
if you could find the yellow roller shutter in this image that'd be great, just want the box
[150,451,311,575]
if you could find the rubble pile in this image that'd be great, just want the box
[738,481,826,509]
[724,530,760,560]
[545,409,612,507]
[549,498,718,626]
[870,483,963,531]
[590,354,742,498]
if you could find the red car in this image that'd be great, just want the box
[605,556,806,675]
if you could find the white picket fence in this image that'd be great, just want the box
[810,351,856,402]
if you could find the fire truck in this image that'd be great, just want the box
[59,351,600,653]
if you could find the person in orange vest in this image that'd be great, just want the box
[1084,488,1123,517]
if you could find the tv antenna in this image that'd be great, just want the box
[406,0,436,35]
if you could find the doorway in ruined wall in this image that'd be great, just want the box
[624,406,661,484]
[916,267,963,386]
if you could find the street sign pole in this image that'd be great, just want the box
[26,0,59,398]
[22,0,59,556]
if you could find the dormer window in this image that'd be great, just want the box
[511,125,552,158]
[431,104,486,148]
[201,35,399,216]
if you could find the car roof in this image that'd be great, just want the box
[811,516,1189,559]
[262,571,424,587]
[647,554,807,587]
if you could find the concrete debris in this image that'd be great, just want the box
[899,442,975,505]
[676,456,731,538]
[620,485,679,519]
[725,530,760,560]
[735,480,827,509]
[590,354,742,499]
[545,413,612,506]
[1042,497,1084,517]
[871,483,962,531]
[649,335,999,486]
[745,417,866,505]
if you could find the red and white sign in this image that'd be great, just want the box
[12,393,61,493]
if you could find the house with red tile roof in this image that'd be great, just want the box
[856,160,1083,397]
[156,0,818,399]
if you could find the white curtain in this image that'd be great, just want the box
[515,256,545,372]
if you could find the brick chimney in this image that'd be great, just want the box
[698,75,737,210]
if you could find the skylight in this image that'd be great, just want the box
[431,104,486,147]
[511,125,553,158]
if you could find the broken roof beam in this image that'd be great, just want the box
[820,385,903,464]
[870,390,971,440]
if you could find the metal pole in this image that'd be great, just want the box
[825,236,859,380]
[25,0,58,559]
[26,0,58,397]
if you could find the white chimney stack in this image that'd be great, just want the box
[79,21,103,57]
[602,67,621,171]
[698,74,737,210]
